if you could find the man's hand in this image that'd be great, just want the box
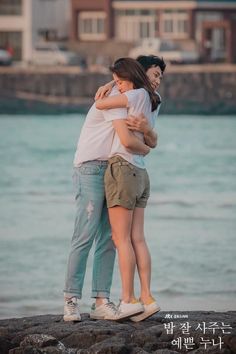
[126,113,158,148]
[126,113,151,135]
[95,81,114,100]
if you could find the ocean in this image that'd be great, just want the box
[0,114,235,319]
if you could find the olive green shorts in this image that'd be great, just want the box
[104,155,150,210]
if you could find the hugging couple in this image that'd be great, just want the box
[63,54,166,322]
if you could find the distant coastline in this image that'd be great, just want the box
[0,64,236,115]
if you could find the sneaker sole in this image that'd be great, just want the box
[63,315,81,322]
[90,314,105,320]
[130,306,161,322]
[105,309,144,321]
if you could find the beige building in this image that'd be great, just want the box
[71,0,236,63]
[0,0,70,61]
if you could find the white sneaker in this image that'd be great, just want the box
[63,297,81,322]
[130,297,160,322]
[90,299,119,320]
[116,299,144,320]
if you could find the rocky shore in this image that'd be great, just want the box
[0,311,235,354]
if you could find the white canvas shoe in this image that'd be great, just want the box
[130,297,160,322]
[117,299,144,320]
[90,299,119,320]
[90,298,144,321]
[63,297,81,322]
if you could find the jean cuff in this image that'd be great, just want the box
[91,290,110,299]
[64,291,82,299]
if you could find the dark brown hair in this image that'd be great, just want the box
[110,57,160,112]
[137,55,166,74]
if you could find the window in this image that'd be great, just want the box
[0,31,22,59]
[38,29,57,41]
[161,10,189,38]
[78,12,106,40]
[140,22,150,39]
[164,19,173,33]
[115,9,156,42]
[0,0,22,15]
[195,12,222,43]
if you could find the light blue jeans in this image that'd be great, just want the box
[64,160,116,299]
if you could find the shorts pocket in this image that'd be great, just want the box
[120,164,135,177]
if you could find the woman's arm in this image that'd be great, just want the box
[112,120,150,156]
[96,94,128,110]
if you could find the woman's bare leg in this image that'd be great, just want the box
[108,206,136,303]
[131,207,152,302]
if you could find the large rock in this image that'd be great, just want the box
[0,311,235,354]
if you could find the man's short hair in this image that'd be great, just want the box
[136,55,166,74]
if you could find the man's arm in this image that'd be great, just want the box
[126,113,158,148]
[95,80,114,100]
[112,120,150,156]
[143,127,158,148]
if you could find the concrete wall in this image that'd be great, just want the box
[0,65,235,114]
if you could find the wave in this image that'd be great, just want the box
[158,288,236,296]
[149,198,236,207]
[154,215,234,221]
[149,199,195,207]
[149,195,236,210]
[158,288,186,296]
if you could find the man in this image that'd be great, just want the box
[63,83,150,323]
[63,55,166,322]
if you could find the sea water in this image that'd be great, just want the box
[0,114,235,319]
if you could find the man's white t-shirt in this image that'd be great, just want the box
[151,92,161,126]
[109,88,153,169]
[73,87,127,166]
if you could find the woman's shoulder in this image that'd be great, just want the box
[137,88,150,101]
[125,87,147,99]
[136,87,147,95]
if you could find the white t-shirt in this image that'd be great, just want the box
[73,87,127,166]
[109,88,153,169]
[151,92,161,127]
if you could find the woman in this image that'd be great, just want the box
[63,59,151,322]
[96,58,161,321]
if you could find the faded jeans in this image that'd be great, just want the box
[64,161,116,299]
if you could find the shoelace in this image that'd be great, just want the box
[104,301,120,315]
[66,300,78,315]
[117,299,126,314]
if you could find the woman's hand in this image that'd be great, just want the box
[95,81,114,100]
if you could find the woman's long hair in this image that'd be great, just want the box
[110,57,160,112]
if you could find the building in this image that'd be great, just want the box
[0,0,70,61]
[71,0,236,63]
